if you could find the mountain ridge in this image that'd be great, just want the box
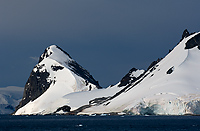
[14,29,200,115]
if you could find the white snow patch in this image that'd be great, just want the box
[130,69,145,77]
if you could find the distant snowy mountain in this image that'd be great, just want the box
[0,86,23,114]
[15,45,101,115]
[15,30,200,115]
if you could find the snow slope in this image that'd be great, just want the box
[0,86,23,114]
[80,31,200,115]
[15,45,101,115]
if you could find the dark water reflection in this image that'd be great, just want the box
[0,115,200,131]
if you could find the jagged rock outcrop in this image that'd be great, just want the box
[118,68,145,87]
[182,29,190,39]
[185,33,200,49]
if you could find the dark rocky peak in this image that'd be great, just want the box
[147,58,162,71]
[38,45,72,63]
[182,29,190,39]
[128,68,137,73]
[179,29,193,43]
[118,67,144,87]
[185,33,200,50]
[118,58,162,87]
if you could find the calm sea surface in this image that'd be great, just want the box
[0,115,200,131]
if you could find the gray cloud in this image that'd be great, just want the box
[0,1,200,87]
[30,57,39,62]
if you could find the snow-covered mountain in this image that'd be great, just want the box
[15,45,101,115]
[15,30,200,115]
[0,86,23,114]
[78,29,200,115]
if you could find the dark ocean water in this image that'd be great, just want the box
[0,115,200,131]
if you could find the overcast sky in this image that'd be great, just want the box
[1,0,200,88]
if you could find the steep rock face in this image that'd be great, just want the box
[15,65,52,111]
[15,45,101,114]
[185,33,200,49]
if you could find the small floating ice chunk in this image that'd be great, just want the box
[77,124,83,127]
